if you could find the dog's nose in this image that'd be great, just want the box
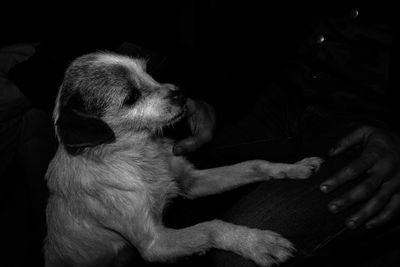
[168,90,187,107]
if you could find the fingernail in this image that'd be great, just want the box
[329,204,338,213]
[346,220,357,229]
[321,184,330,193]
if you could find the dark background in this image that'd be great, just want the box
[3,0,378,120]
[1,1,398,267]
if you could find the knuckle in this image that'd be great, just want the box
[361,201,381,217]
[393,194,400,202]
[358,210,373,222]
[377,211,391,222]
[338,197,350,206]
[372,194,389,207]
[356,210,369,220]
[190,139,201,148]
[183,139,197,149]
[362,180,378,194]
[381,180,397,193]
[338,138,350,147]
[338,191,359,206]
[385,157,399,170]
[369,198,381,208]
[358,157,376,171]
[374,157,394,172]
[343,167,357,178]
[346,190,363,204]
[365,150,381,161]
[351,210,369,224]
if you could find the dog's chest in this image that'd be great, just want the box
[143,159,179,207]
[127,144,181,212]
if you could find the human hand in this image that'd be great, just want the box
[320,126,400,229]
[173,98,216,155]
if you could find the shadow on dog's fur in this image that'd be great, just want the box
[44,52,323,267]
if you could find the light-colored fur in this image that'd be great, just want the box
[44,52,324,267]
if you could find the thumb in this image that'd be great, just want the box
[329,126,374,156]
[173,137,200,155]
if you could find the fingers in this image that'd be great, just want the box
[321,146,381,193]
[173,130,213,155]
[344,176,400,229]
[340,175,400,229]
[344,183,392,229]
[366,193,400,228]
[329,126,375,156]
[173,99,215,155]
[173,138,196,155]
[327,165,390,214]
[185,98,197,116]
[323,128,400,229]
[174,115,214,155]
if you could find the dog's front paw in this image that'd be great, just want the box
[238,229,295,267]
[286,157,324,179]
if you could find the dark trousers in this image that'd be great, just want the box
[162,84,400,267]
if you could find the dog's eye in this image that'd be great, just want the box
[123,88,141,106]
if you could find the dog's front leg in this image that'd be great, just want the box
[182,157,324,199]
[140,220,294,266]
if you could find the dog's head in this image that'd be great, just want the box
[54,52,187,155]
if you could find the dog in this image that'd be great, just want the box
[44,52,324,267]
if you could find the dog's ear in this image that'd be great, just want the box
[56,93,116,155]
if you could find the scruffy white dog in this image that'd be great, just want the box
[44,52,323,267]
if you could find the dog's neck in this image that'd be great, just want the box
[63,128,173,162]
[107,130,171,154]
